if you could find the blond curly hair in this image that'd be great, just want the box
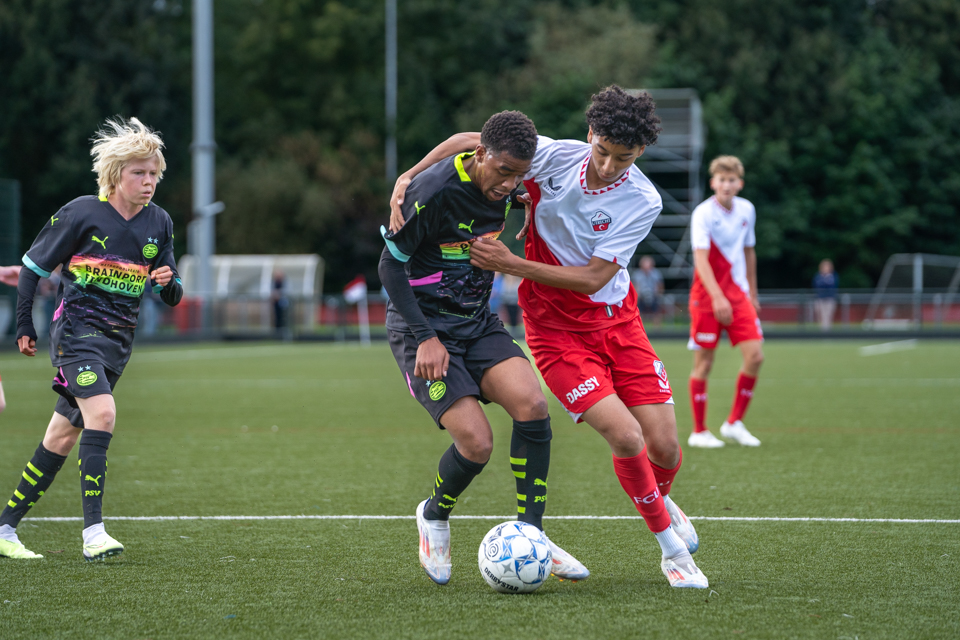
[91,117,166,199]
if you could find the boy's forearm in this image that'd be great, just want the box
[502,255,618,296]
[744,247,758,297]
[693,249,726,300]
[403,133,480,180]
[377,248,437,343]
[159,279,183,307]
[16,267,40,341]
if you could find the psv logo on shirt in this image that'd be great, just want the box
[591,211,611,232]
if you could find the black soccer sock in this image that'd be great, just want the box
[78,430,112,529]
[0,443,67,529]
[424,444,487,521]
[510,417,552,530]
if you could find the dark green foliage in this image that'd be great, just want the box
[1,1,958,289]
[643,0,960,286]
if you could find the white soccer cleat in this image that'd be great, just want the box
[720,420,761,447]
[543,533,590,581]
[663,495,699,555]
[416,499,451,585]
[688,430,725,448]
[661,551,709,589]
[82,530,124,562]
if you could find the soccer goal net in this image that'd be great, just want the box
[864,253,960,328]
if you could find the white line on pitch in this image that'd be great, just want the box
[21,515,960,523]
[859,339,918,356]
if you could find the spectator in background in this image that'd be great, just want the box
[812,259,838,331]
[271,270,289,337]
[632,255,664,326]
[499,273,522,337]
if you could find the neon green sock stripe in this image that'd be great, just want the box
[13,490,24,500]
[21,472,37,486]
[512,470,526,479]
[26,462,43,478]
[517,493,526,502]
[6,500,15,508]
[509,457,526,466]
[517,506,526,514]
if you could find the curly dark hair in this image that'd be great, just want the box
[480,110,538,161]
[585,85,661,148]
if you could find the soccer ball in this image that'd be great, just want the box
[477,521,552,593]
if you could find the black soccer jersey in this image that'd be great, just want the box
[381,152,519,340]
[22,195,180,373]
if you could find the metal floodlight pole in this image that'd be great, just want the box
[193,0,220,332]
[385,0,397,182]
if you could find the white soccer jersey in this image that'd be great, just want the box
[520,135,663,330]
[689,195,756,303]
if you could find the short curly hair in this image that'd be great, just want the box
[480,110,538,162]
[585,85,661,149]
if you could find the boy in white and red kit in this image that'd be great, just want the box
[391,86,708,589]
[686,156,765,449]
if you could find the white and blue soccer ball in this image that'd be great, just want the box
[477,521,552,593]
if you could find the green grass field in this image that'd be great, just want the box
[0,339,957,639]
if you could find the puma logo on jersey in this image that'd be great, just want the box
[50,215,59,226]
[414,201,426,215]
[92,235,108,250]
[85,474,102,486]
[458,219,475,233]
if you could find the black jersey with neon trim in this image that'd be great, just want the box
[22,195,181,373]
[380,152,519,340]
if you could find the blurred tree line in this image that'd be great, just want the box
[1,0,958,289]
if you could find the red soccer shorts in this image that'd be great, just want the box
[524,316,675,423]
[687,296,763,350]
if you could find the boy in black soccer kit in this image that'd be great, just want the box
[379,111,588,585]
[0,118,182,561]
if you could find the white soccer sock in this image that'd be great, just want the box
[82,522,106,545]
[0,524,19,543]
[654,526,687,558]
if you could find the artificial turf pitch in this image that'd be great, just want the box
[0,339,957,639]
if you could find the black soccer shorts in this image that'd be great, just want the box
[388,318,528,428]
[51,361,121,429]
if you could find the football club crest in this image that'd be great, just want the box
[653,360,670,391]
[429,381,447,401]
[591,211,611,232]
